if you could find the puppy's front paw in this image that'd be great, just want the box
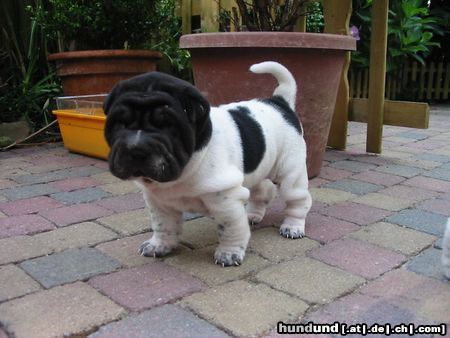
[280,224,304,239]
[214,247,245,267]
[138,239,174,257]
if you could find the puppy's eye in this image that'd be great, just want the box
[152,106,173,127]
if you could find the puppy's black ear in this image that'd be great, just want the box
[103,85,120,115]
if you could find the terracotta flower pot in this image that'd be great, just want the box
[48,50,162,96]
[180,32,356,178]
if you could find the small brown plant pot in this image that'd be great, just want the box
[48,50,162,96]
[180,32,356,178]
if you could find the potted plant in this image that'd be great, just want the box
[30,0,163,96]
[180,0,356,177]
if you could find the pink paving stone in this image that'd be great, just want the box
[418,199,450,216]
[49,176,99,192]
[403,175,450,192]
[309,238,407,279]
[305,213,359,244]
[309,177,329,188]
[378,185,439,201]
[96,193,146,213]
[318,166,353,181]
[321,202,392,226]
[0,214,55,238]
[88,262,206,311]
[0,328,7,338]
[40,203,114,227]
[351,171,405,187]
[310,200,326,213]
[0,196,63,216]
[94,161,109,170]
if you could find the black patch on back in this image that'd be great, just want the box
[262,95,303,135]
[228,106,266,174]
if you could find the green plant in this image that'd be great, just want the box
[29,0,159,51]
[305,1,324,33]
[351,0,445,71]
[0,0,60,127]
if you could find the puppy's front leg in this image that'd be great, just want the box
[139,203,182,258]
[204,186,251,267]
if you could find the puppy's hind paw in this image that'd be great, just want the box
[214,247,245,267]
[138,239,174,258]
[279,224,304,239]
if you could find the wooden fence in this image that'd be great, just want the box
[350,61,450,102]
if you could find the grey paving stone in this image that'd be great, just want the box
[324,179,383,195]
[20,247,121,288]
[406,247,448,281]
[2,183,60,201]
[434,238,443,249]
[415,153,450,163]
[385,209,447,236]
[375,164,424,178]
[51,187,111,204]
[397,131,430,140]
[14,166,103,185]
[423,167,450,181]
[89,304,231,338]
[329,160,377,173]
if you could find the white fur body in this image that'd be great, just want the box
[136,62,311,266]
[442,219,450,279]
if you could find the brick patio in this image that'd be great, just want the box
[0,105,449,337]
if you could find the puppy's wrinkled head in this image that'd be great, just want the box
[104,72,211,182]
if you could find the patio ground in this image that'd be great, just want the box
[0,105,449,338]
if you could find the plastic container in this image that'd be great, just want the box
[53,94,110,159]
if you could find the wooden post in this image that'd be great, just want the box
[323,0,352,150]
[366,0,389,153]
[200,0,220,32]
[181,0,192,35]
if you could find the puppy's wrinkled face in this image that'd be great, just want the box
[104,72,211,183]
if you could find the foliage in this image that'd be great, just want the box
[217,0,324,32]
[0,0,60,126]
[29,0,159,51]
[351,0,446,72]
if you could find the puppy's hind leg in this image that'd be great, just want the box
[247,179,277,224]
[278,163,311,239]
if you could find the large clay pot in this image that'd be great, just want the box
[48,50,162,96]
[180,32,356,178]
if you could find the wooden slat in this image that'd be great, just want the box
[349,98,429,129]
[324,0,352,150]
[426,62,435,100]
[435,61,444,100]
[200,0,219,32]
[444,63,450,100]
[181,0,193,34]
[366,0,389,153]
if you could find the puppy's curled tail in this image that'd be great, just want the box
[249,61,297,110]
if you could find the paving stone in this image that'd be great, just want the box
[165,245,271,286]
[406,247,448,281]
[256,257,365,304]
[378,185,440,202]
[322,202,392,226]
[397,130,430,140]
[318,166,353,181]
[0,179,17,189]
[98,181,140,195]
[0,235,50,265]
[352,192,414,211]
[323,179,383,195]
[49,176,99,192]
[248,227,319,262]
[348,222,437,256]
[2,183,60,201]
[305,213,359,244]
[360,269,450,324]
[89,304,231,338]
[415,153,450,163]
[329,160,377,173]
[98,209,150,235]
[20,247,122,288]
[180,217,218,249]
[0,264,41,302]
[89,262,206,311]
[305,292,431,331]
[385,209,447,236]
[96,193,146,213]
[0,196,63,216]
[181,280,309,338]
[96,232,153,267]
[423,167,450,181]
[0,282,126,338]
[51,187,111,204]
[350,170,405,186]
[418,199,450,216]
[375,164,424,178]
[310,188,356,205]
[403,175,450,192]
[0,328,7,338]
[14,166,103,185]
[309,177,329,188]
[40,203,113,226]
[0,214,55,238]
[309,238,407,279]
